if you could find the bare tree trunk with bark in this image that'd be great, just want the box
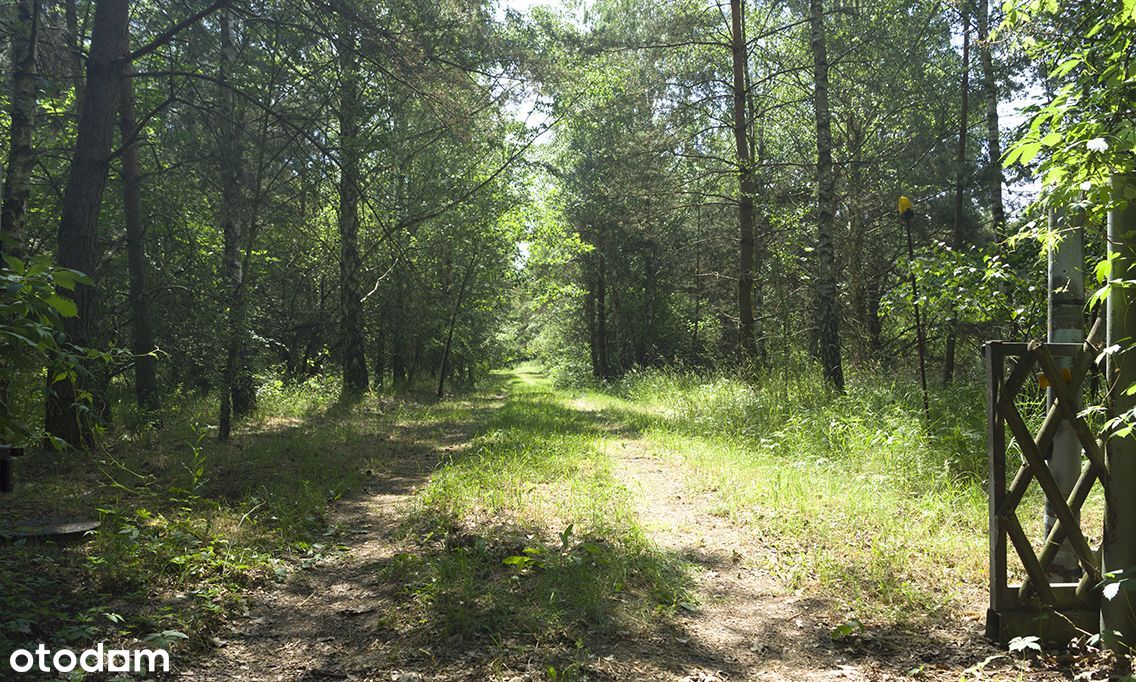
[595,244,610,379]
[217,9,253,440]
[45,0,129,447]
[65,0,85,105]
[437,253,478,398]
[730,0,757,360]
[2,0,39,260]
[977,0,1005,236]
[809,0,844,391]
[118,69,161,413]
[337,22,368,395]
[944,12,971,386]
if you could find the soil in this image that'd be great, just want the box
[176,387,1073,681]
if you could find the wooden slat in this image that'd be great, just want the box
[1033,343,1110,483]
[992,351,1044,522]
[995,352,1038,415]
[1001,401,1100,577]
[1020,460,1102,599]
[987,319,1105,628]
[1077,566,1096,600]
[1004,512,1058,605]
[997,401,1069,518]
[987,343,1008,612]
[995,325,1101,519]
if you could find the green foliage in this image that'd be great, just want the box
[522,0,1008,382]
[1003,1,1136,211]
[886,240,1046,336]
[0,372,460,653]
[0,256,92,445]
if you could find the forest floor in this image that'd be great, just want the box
[171,367,1070,682]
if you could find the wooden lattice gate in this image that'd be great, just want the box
[985,321,1106,642]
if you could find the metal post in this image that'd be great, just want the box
[900,197,930,420]
[1046,208,1084,579]
[1104,172,1136,649]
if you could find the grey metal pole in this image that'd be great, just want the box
[1045,208,1084,580]
[1103,172,1136,649]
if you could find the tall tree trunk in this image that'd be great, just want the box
[217,9,251,440]
[944,12,971,386]
[45,0,129,448]
[585,258,598,374]
[692,230,703,361]
[866,278,882,353]
[0,0,40,421]
[976,0,1006,236]
[118,69,160,413]
[373,327,385,389]
[809,0,844,391]
[642,244,658,365]
[595,245,610,380]
[65,0,85,105]
[337,24,368,395]
[2,0,39,260]
[391,266,408,387]
[730,0,757,360]
[437,254,478,398]
[608,243,625,374]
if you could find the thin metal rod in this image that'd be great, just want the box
[904,210,930,420]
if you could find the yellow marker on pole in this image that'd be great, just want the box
[898,196,913,216]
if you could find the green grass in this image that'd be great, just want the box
[571,365,994,623]
[0,372,498,656]
[392,365,690,644]
[0,366,691,672]
[2,359,1057,668]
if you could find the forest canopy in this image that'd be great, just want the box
[1,0,1130,443]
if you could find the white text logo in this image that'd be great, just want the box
[8,643,169,674]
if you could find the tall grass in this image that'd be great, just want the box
[583,364,992,621]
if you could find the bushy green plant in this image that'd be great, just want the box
[0,256,93,445]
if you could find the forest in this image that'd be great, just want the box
[1,0,1136,679]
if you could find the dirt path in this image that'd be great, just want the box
[603,435,844,681]
[575,399,1047,682]
[177,398,501,682]
[176,380,1023,681]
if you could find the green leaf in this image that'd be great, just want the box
[831,619,863,641]
[1018,142,1043,165]
[1097,255,1117,284]
[1105,581,1122,600]
[1008,635,1041,654]
[46,294,78,318]
[1050,58,1081,78]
